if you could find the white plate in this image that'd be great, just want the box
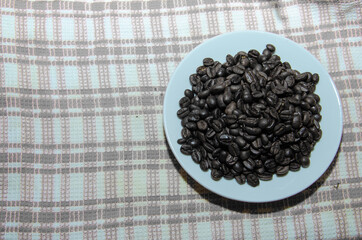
[163,31,343,202]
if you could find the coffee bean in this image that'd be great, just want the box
[188,138,200,147]
[210,83,226,94]
[203,142,215,153]
[180,144,192,155]
[177,138,186,144]
[243,159,255,170]
[235,174,247,184]
[203,57,214,67]
[211,169,223,180]
[197,120,208,131]
[191,150,202,163]
[219,133,233,145]
[226,154,238,166]
[181,128,192,139]
[289,162,301,172]
[177,107,189,118]
[266,44,275,52]
[228,142,240,157]
[247,174,260,187]
[276,165,289,176]
[301,156,310,168]
[200,160,210,171]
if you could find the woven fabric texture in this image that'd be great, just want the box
[0,0,361,239]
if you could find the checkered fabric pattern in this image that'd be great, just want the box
[0,0,361,239]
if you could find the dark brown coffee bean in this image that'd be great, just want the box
[235,136,246,148]
[211,159,222,169]
[211,169,223,180]
[179,97,191,108]
[184,89,194,99]
[203,142,215,153]
[181,128,192,139]
[243,160,255,170]
[301,156,310,168]
[264,159,276,169]
[258,172,273,181]
[245,126,262,136]
[266,44,275,52]
[206,95,217,109]
[203,58,214,67]
[197,120,208,131]
[251,138,262,149]
[276,165,289,176]
[188,138,200,147]
[180,144,192,155]
[200,160,210,171]
[210,83,226,94]
[247,174,260,187]
[226,154,238,166]
[218,133,233,145]
[191,150,202,163]
[228,142,240,157]
[232,162,243,173]
[289,162,301,172]
[211,119,223,132]
[185,122,197,131]
[235,174,247,184]
[177,138,186,144]
[177,107,189,118]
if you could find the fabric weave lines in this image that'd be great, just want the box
[0,0,361,239]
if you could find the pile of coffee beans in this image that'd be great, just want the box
[177,44,322,187]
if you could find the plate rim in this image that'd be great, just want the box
[163,30,343,202]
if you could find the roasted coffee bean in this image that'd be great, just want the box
[199,109,209,119]
[203,142,215,153]
[191,150,202,163]
[228,142,240,157]
[292,113,302,129]
[258,172,273,181]
[200,160,210,171]
[177,138,186,144]
[211,120,223,132]
[276,165,289,176]
[301,156,310,168]
[217,94,226,109]
[206,129,216,139]
[251,138,262,149]
[243,133,257,142]
[185,122,197,131]
[243,159,255,170]
[211,169,223,180]
[232,162,243,173]
[179,97,191,108]
[210,83,226,94]
[226,154,238,166]
[225,101,237,115]
[203,57,214,67]
[198,89,210,99]
[289,162,301,172]
[266,44,275,52]
[188,138,200,147]
[235,136,247,148]
[247,174,260,187]
[180,144,193,155]
[211,159,222,169]
[224,173,234,180]
[177,107,189,118]
[181,128,192,139]
[206,95,217,109]
[184,89,194,99]
[245,126,262,136]
[219,133,233,145]
[188,113,200,122]
[235,174,247,184]
[264,159,276,169]
[197,120,208,131]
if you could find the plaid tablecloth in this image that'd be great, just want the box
[0,0,361,239]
